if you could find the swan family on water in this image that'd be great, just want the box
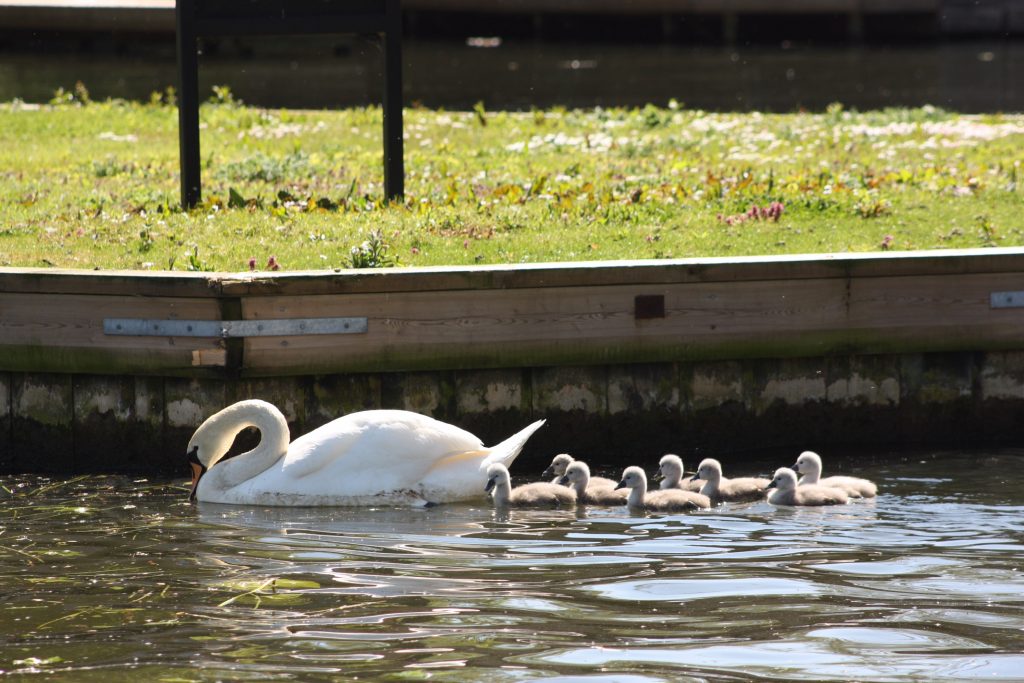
[186,400,877,509]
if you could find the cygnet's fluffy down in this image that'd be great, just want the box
[793,451,877,498]
[766,467,849,506]
[541,453,617,488]
[559,461,628,505]
[656,454,703,492]
[692,458,770,504]
[487,463,576,507]
[616,466,711,512]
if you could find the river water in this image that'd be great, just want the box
[2,39,1021,112]
[1,450,1023,681]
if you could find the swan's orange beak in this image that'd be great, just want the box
[188,461,204,502]
[187,446,205,502]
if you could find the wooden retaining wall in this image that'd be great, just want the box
[3,247,1024,475]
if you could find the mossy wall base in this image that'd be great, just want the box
[4,350,1024,476]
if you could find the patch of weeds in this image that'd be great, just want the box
[49,81,91,107]
[348,229,398,268]
[641,104,670,128]
[717,202,784,226]
[209,84,240,107]
[169,246,213,271]
[137,228,155,253]
[217,151,312,183]
[977,214,1000,245]
[853,191,891,219]
[473,101,488,127]
[91,156,128,178]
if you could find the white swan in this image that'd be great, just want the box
[656,454,703,492]
[186,399,546,506]
[559,461,628,505]
[486,463,577,507]
[541,452,618,489]
[793,451,878,498]
[691,458,770,504]
[766,467,849,506]
[616,466,711,511]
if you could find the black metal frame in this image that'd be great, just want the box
[175,0,404,208]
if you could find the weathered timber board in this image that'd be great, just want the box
[238,271,1024,374]
[0,292,226,374]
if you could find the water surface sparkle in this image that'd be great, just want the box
[1,450,1022,681]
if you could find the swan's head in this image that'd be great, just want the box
[542,453,574,479]
[615,465,647,490]
[185,414,236,502]
[184,399,283,501]
[657,454,684,481]
[793,451,823,476]
[692,458,722,483]
[485,463,511,494]
[559,461,591,488]
[766,467,798,492]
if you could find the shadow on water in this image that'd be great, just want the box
[1,37,1022,111]
[1,450,1024,680]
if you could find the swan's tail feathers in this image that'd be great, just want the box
[483,419,546,469]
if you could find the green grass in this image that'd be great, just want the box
[1,90,1022,272]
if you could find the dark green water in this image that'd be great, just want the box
[2,451,1023,681]
[1,40,1021,111]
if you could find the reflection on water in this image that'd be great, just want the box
[1,39,1021,111]
[1,450,1023,681]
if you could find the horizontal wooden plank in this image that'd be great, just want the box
[0,268,224,297]
[0,292,225,374]
[5,250,1024,376]
[6,248,1024,298]
[207,248,1024,296]
[237,269,1024,374]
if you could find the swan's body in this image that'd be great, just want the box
[793,451,877,498]
[692,458,770,504]
[542,453,618,489]
[616,466,710,512]
[657,454,703,492]
[186,400,546,506]
[486,463,577,507]
[767,467,849,506]
[559,461,628,505]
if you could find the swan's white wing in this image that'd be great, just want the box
[268,410,485,497]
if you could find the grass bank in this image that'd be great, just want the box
[1,90,1022,272]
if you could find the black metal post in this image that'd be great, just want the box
[174,1,404,208]
[383,0,404,201]
[175,0,201,209]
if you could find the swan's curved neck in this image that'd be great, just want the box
[200,402,290,492]
[800,463,822,484]
[628,477,648,507]
[663,469,680,488]
[572,475,589,497]
[491,478,513,504]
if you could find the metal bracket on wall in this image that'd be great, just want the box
[990,292,1024,309]
[103,317,368,338]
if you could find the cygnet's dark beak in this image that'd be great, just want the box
[765,480,777,490]
[187,446,206,502]
[615,480,626,490]
[652,470,664,481]
[484,478,496,493]
[791,463,802,473]
[689,473,700,481]
[541,466,555,479]
[558,475,570,486]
